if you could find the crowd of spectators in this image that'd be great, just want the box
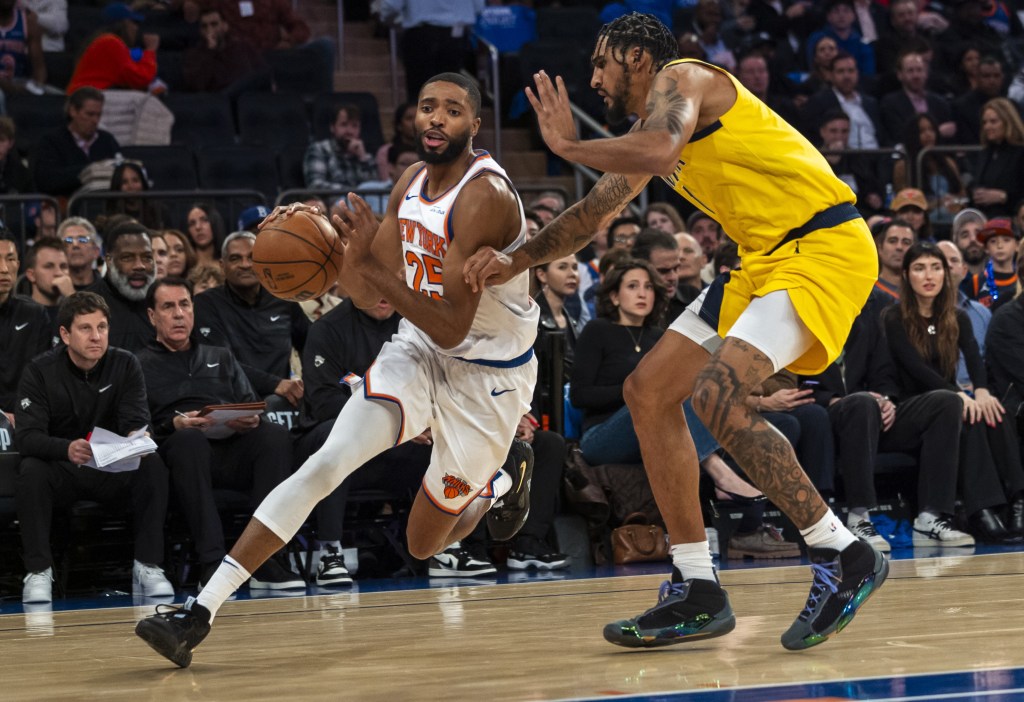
[3,0,1024,601]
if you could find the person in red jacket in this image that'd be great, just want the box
[67,2,159,93]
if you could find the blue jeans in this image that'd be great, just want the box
[579,400,721,466]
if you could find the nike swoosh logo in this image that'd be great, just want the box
[516,461,527,492]
[405,193,417,200]
[14,323,27,331]
[207,363,220,368]
[490,388,514,397]
[270,315,282,322]
[98,384,112,393]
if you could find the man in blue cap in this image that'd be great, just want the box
[237,206,270,233]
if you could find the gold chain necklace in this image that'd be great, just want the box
[624,325,643,353]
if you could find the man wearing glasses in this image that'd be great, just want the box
[58,217,101,290]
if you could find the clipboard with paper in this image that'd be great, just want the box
[198,402,267,439]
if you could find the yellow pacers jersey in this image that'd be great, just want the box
[660,59,876,374]
[662,58,855,256]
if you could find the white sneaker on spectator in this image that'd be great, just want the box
[849,519,891,553]
[133,560,175,597]
[316,551,353,586]
[22,568,53,603]
[912,514,975,547]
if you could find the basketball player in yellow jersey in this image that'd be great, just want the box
[465,12,888,651]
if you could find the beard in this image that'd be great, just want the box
[416,128,471,164]
[605,68,633,126]
[963,243,986,266]
[38,283,62,304]
[108,265,155,302]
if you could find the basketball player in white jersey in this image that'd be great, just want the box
[135,73,540,668]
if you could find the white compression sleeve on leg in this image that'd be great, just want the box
[254,391,407,542]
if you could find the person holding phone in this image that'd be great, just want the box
[748,372,836,495]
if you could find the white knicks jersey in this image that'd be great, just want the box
[395,150,539,362]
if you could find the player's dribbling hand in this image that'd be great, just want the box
[525,71,578,157]
[258,203,325,231]
[463,246,515,292]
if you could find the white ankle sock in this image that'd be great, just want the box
[800,509,857,551]
[196,556,250,621]
[670,541,716,582]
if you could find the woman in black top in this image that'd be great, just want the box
[104,161,168,231]
[883,241,1024,542]
[571,258,667,465]
[969,98,1024,219]
[533,253,585,429]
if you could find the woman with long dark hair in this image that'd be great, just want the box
[883,241,1024,543]
[185,202,226,266]
[571,258,668,465]
[105,161,167,230]
[892,113,965,225]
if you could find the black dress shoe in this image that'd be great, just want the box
[714,487,768,506]
[969,507,1023,544]
[1009,498,1024,536]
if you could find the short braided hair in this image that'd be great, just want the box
[597,12,679,71]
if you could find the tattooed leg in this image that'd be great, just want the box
[691,337,827,529]
[624,332,711,544]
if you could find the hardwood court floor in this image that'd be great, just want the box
[3,551,1024,701]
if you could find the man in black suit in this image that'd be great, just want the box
[736,51,799,127]
[879,50,955,146]
[954,57,1008,144]
[800,51,881,147]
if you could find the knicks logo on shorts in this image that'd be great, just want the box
[442,473,472,499]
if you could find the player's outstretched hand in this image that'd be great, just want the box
[332,193,377,262]
[525,70,578,157]
[463,246,515,292]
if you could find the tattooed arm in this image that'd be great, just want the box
[463,170,649,290]
[527,66,707,177]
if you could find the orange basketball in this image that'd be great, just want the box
[253,210,343,302]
